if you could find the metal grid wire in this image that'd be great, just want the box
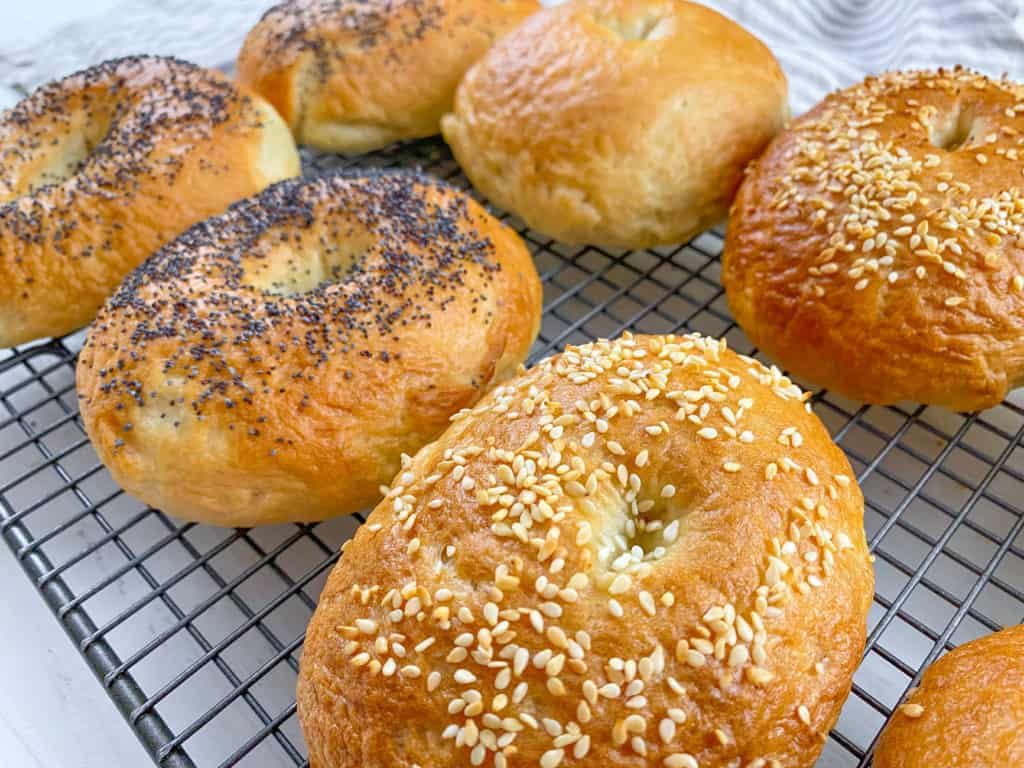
[1,137,1022,768]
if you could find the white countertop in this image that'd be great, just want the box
[0,540,153,766]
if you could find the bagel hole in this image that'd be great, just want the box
[929,103,976,151]
[24,110,114,195]
[242,235,374,296]
[595,8,673,41]
[594,489,689,575]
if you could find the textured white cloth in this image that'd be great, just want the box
[1,0,1023,113]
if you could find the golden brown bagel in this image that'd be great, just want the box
[76,171,542,526]
[723,67,1024,411]
[297,332,874,768]
[237,0,540,154]
[0,55,300,348]
[440,0,788,248]
[873,624,1024,767]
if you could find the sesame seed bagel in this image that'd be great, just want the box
[0,55,300,348]
[440,0,788,248]
[76,171,542,526]
[723,68,1024,411]
[236,0,540,155]
[297,332,874,768]
[874,624,1024,767]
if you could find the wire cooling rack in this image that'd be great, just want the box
[1,137,1023,768]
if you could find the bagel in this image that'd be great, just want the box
[723,67,1024,411]
[237,0,540,154]
[0,55,300,348]
[440,0,788,248]
[76,171,542,526]
[297,332,874,768]
[873,624,1024,767]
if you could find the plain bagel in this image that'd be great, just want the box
[298,332,874,768]
[237,0,540,154]
[441,0,788,248]
[76,171,543,526]
[0,55,299,348]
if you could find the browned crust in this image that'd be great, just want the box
[236,0,541,154]
[75,171,542,527]
[441,0,788,248]
[723,67,1024,411]
[874,624,1024,767]
[297,332,874,768]
[0,55,300,346]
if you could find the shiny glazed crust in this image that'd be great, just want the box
[236,0,540,154]
[874,624,1024,767]
[0,55,300,347]
[76,171,542,526]
[723,68,1024,411]
[441,0,788,248]
[297,333,874,768]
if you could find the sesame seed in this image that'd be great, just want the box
[900,703,925,718]
[624,714,646,733]
[697,427,718,440]
[667,707,687,724]
[630,735,646,755]
[746,666,774,685]
[664,755,699,768]
[663,520,680,543]
[692,637,714,655]
[798,705,811,725]
[609,574,632,595]
[513,647,529,676]
[639,591,656,616]
[659,718,676,743]
[728,645,750,667]
[574,735,591,758]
